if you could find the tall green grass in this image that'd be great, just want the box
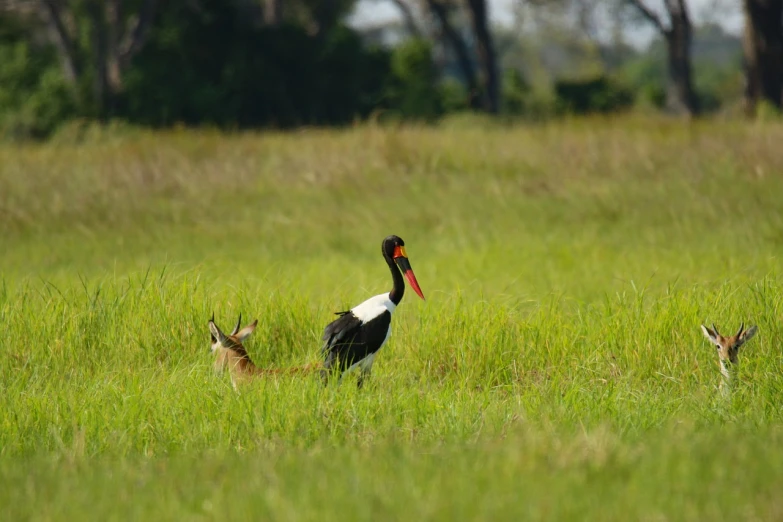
[1,116,783,520]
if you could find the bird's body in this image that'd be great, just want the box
[321,293,395,381]
[320,236,425,387]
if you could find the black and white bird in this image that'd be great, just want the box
[321,235,425,387]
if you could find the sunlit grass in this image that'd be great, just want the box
[1,116,783,520]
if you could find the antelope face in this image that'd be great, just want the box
[208,313,258,369]
[700,323,758,367]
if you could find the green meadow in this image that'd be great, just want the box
[2,116,783,520]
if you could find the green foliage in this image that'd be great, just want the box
[0,41,75,139]
[0,1,391,134]
[499,68,559,120]
[755,100,783,121]
[123,1,390,128]
[617,52,665,109]
[501,67,530,115]
[439,77,471,114]
[387,38,442,120]
[0,0,758,136]
[695,64,744,113]
[554,76,634,114]
[636,83,667,109]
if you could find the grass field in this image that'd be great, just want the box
[2,116,783,520]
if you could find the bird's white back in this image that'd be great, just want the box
[350,292,397,323]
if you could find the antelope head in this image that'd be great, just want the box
[700,322,758,383]
[208,313,258,375]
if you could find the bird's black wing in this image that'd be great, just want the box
[321,311,362,354]
[321,310,391,371]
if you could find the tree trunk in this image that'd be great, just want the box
[665,12,697,116]
[264,0,283,25]
[626,0,698,116]
[106,0,124,94]
[426,0,480,109]
[742,0,783,116]
[40,0,81,85]
[86,0,110,120]
[464,0,499,113]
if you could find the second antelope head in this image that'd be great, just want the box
[700,322,758,381]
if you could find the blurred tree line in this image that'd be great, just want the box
[0,0,780,139]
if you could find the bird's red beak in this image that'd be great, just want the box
[404,269,425,300]
[393,245,425,300]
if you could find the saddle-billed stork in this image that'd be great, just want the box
[320,235,425,387]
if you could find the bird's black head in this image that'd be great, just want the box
[382,235,405,259]
[382,235,424,300]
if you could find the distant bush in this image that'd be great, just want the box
[501,68,530,115]
[636,84,666,109]
[616,53,666,110]
[124,0,393,128]
[694,59,744,112]
[386,38,442,121]
[439,77,470,114]
[500,69,558,120]
[554,76,634,114]
[0,41,75,139]
[755,100,782,121]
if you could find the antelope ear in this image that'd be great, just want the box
[209,321,228,346]
[235,320,258,342]
[700,324,719,345]
[739,325,758,344]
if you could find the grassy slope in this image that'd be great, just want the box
[1,116,783,520]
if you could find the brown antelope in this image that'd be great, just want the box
[208,313,318,388]
[700,322,758,394]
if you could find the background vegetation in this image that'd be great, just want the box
[0,0,780,140]
[2,119,783,519]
